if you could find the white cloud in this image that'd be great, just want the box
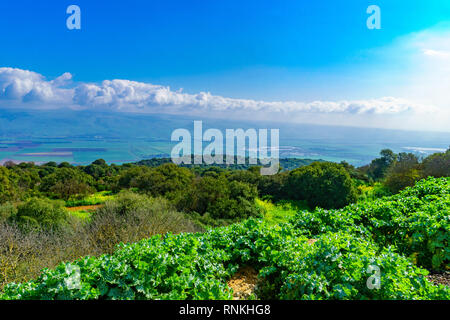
[423,49,450,59]
[0,66,446,131]
[0,67,72,104]
[51,72,73,86]
[71,78,435,116]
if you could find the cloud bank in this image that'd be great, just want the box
[0,66,445,131]
[0,68,72,105]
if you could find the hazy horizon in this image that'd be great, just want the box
[0,109,448,166]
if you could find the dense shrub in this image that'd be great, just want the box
[1,219,447,300]
[228,168,289,201]
[40,168,95,200]
[286,162,357,209]
[0,193,201,289]
[87,192,201,253]
[0,203,16,223]
[422,150,450,178]
[176,176,262,226]
[0,167,19,204]
[133,163,194,199]
[116,166,263,225]
[364,149,397,181]
[257,231,447,300]
[384,167,421,194]
[12,198,68,231]
[290,177,450,270]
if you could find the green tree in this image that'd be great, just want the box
[0,167,18,203]
[384,153,420,193]
[40,167,95,200]
[286,162,357,209]
[366,149,397,181]
[177,174,261,224]
[422,149,450,178]
[135,163,194,199]
[57,162,73,168]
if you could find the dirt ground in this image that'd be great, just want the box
[427,271,450,287]
[66,205,103,212]
[227,266,259,300]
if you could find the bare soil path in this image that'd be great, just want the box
[66,205,103,212]
[227,266,259,300]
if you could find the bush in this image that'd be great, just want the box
[0,222,88,289]
[40,168,95,200]
[0,192,202,289]
[258,232,447,300]
[290,177,450,270]
[85,192,202,254]
[176,176,262,226]
[365,149,396,181]
[1,219,447,300]
[134,163,194,199]
[286,162,357,209]
[0,167,18,204]
[12,198,68,231]
[383,152,420,194]
[422,150,450,178]
[0,203,17,223]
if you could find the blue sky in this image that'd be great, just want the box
[0,0,449,131]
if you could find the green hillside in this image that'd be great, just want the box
[2,177,448,300]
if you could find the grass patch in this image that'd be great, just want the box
[65,191,114,207]
[67,209,91,220]
[66,205,103,220]
[257,198,308,225]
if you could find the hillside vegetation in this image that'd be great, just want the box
[0,148,448,299]
[1,177,448,300]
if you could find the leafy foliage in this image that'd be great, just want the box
[11,198,68,231]
[0,194,200,290]
[286,162,357,209]
[290,177,450,270]
[1,216,448,300]
[40,168,95,200]
[0,152,449,300]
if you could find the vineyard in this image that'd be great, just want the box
[1,177,448,300]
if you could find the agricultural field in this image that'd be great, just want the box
[1,177,448,300]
